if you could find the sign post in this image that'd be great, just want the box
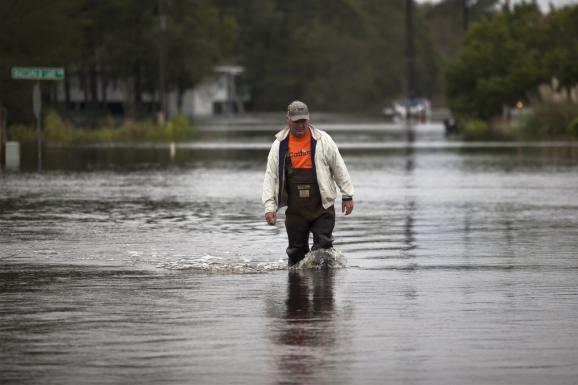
[11,67,65,171]
[0,105,6,174]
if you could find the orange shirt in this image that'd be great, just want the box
[288,129,313,168]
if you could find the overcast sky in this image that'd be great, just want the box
[415,0,578,12]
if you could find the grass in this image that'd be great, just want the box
[8,110,198,143]
[459,102,578,141]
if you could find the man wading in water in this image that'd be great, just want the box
[262,101,355,266]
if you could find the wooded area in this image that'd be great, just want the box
[3,0,575,129]
[446,2,578,120]
[1,0,502,126]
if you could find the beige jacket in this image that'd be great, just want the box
[262,125,354,213]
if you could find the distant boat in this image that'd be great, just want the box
[384,98,431,122]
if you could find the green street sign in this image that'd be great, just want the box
[11,67,65,81]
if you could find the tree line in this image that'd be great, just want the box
[445,2,578,121]
[1,0,501,126]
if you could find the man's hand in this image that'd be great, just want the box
[342,200,354,215]
[265,211,277,225]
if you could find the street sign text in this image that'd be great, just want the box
[11,67,65,81]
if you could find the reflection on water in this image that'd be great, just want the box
[271,270,339,384]
[1,120,578,384]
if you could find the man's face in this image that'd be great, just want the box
[288,118,308,137]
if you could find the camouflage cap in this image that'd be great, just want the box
[287,100,310,121]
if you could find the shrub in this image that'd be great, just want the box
[8,111,198,143]
[568,117,578,136]
[169,114,195,141]
[8,124,36,142]
[44,109,78,143]
[524,102,578,138]
[460,119,490,140]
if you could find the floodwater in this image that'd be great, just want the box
[1,116,578,385]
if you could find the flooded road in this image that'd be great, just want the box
[1,118,578,384]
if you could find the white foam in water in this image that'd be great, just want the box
[159,258,287,273]
[291,248,347,270]
[158,249,346,273]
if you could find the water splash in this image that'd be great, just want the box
[158,257,287,273]
[291,248,347,270]
[157,249,347,273]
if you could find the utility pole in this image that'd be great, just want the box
[158,0,168,124]
[0,103,6,174]
[462,0,470,31]
[405,0,416,101]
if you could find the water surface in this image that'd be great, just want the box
[1,119,578,384]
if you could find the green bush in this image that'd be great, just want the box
[169,114,196,141]
[99,114,196,142]
[460,119,491,140]
[8,124,36,142]
[568,117,578,136]
[44,109,78,143]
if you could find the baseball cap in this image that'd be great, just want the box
[287,100,310,121]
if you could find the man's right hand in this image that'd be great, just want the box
[265,212,277,225]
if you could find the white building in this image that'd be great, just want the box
[169,65,245,117]
[55,65,246,118]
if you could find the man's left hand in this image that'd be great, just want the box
[342,200,354,215]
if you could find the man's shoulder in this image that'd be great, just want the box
[275,127,290,141]
[311,125,331,140]
[268,139,281,153]
[312,127,335,145]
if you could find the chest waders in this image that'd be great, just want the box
[284,157,335,266]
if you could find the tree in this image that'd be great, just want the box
[422,0,500,101]
[541,5,578,89]
[73,0,237,119]
[2,0,451,122]
[163,0,237,112]
[216,0,440,112]
[445,3,546,119]
[0,0,85,125]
